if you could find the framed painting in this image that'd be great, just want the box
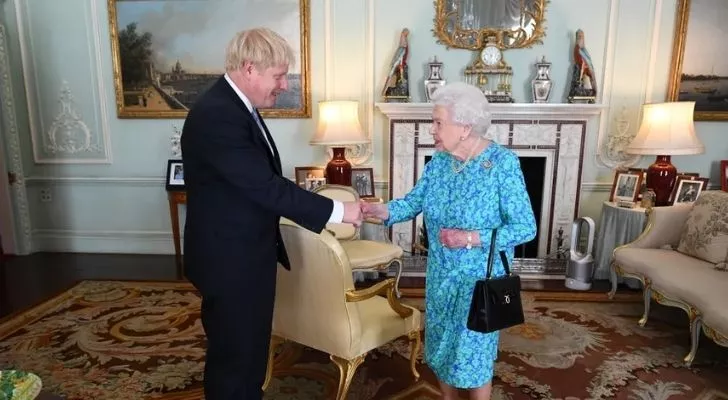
[667,0,728,121]
[107,0,311,119]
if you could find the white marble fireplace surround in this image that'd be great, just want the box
[375,103,605,275]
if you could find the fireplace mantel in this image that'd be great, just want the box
[376,102,607,120]
[376,102,606,277]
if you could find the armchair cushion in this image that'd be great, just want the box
[676,191,728,266]
[357,298,422,355]
[340,240,404,269]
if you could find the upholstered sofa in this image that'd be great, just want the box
[610,190,728,366]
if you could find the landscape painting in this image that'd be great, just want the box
[668,0,728,120]
[107,0,310,119]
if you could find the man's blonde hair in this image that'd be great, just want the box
[225,27,295,72]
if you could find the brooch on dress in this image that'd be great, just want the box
[481,160,493,169]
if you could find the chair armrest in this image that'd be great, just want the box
[345,278,413,318]
[622,204,692,250]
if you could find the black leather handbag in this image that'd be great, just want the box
[467,229,525,333]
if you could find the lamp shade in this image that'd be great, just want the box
[625,102,704,156]
[310,101,369,146]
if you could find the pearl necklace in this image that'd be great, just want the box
[451,138,481,173]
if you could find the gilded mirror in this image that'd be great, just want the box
[433,0,547,49]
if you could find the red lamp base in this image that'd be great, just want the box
[645,155,677,207]
[325,147,351,186]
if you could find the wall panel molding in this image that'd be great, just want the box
[15,0,111,164]
[32,229,178,254]
[24,175,619,192]
[0,23,32,254]
[25,176,164,186]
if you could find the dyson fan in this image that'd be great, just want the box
[565,217,596,291]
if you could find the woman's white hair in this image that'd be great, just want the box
[431,82,492,138]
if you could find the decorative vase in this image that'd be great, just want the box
[424,56,446,102]
[531,56,553,103]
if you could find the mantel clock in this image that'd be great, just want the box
[463,36,514,103]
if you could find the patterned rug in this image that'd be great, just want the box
[0,280,726,399]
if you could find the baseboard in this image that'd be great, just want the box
[31,229,177,254]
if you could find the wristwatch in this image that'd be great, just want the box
[466,232,472,250]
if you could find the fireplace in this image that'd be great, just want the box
[376,102,603,276]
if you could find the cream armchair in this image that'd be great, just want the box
[263,219,422,399]
[313,184,405,297]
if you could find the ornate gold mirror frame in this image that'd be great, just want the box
[667,0,728,121]
[432,0,548,49]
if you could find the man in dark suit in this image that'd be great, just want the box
[180,27,363,400]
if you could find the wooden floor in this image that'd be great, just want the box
[0,252,633,319]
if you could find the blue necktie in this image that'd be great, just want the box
[252,108,274,155]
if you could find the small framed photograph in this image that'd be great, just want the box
[626,168,646,200]
[294,166,326,190]
[610,171,643,202]
[165,159,185,191]
[721,160,728,192]
[304,176,326,191]
[351,168,375,198]
[670,178,705,205]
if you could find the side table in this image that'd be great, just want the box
[167,190,186,279]
[593,201,648,290]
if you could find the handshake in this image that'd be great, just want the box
[341,201,389,227]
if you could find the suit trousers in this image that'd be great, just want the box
[200,277,276,400]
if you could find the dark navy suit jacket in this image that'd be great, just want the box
[180,76,333,295]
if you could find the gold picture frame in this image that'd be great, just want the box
[666,0,728,121]
[107,0,311,119]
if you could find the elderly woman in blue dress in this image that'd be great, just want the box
[362,82,536,400]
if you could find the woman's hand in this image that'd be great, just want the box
[439,228,480,249]
[360,200,389,221]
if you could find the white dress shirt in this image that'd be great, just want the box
[223,73,344,223]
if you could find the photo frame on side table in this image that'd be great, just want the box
[670,176,707,205]
[610,171,643,203]
[721,160,728,192]
[294,166,326,191]
[351,168,375,198]
[165,159,185,191]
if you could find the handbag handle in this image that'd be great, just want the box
[486,229,511,279]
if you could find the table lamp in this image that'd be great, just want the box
[310,100,369,186]
[625,101,704,206]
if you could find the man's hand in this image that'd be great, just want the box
[360,200,389,221]
[342,202,363,227]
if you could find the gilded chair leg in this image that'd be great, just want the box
[330,354,366,400]
[262,336,284,391]
[392,259,403,298]
[684,316,702,367]
[608,263,618,299]
[638,284,651,327]
[408,330,421,381]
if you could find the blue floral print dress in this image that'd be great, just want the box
[385,142,537,388]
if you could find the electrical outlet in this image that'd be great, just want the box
[40,188,52,202]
